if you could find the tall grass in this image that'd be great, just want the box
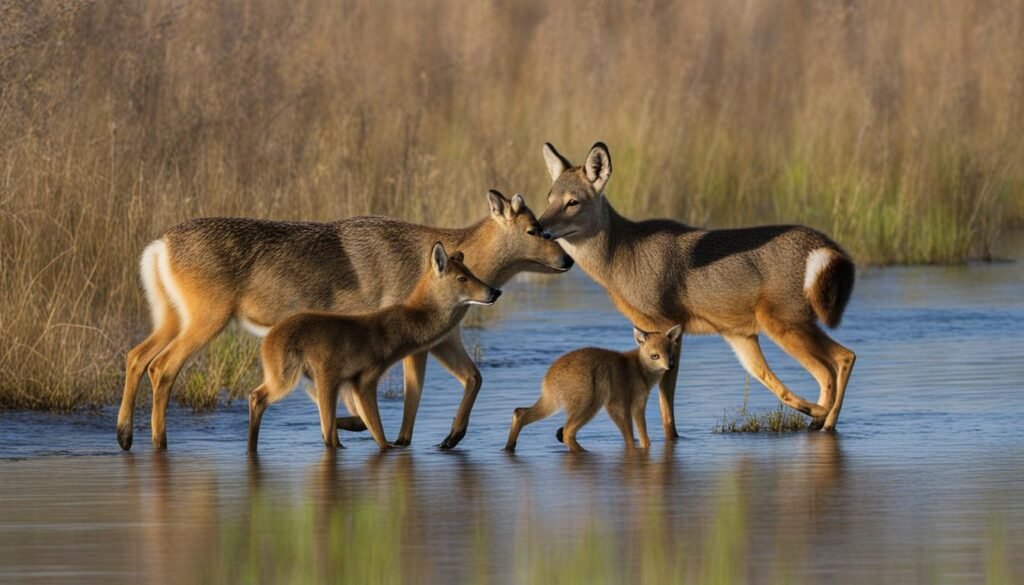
[2,0,1023,409]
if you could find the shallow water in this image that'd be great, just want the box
[2,246,1023,583]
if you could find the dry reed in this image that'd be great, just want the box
[2,0,1022,409]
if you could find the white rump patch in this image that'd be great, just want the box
[152,240,191,329]
[803,248,834,291]
[237,316,272,337]
[139,240,166,328]
[140,239,189,329]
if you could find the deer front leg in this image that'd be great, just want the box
[393,351,428,446]
[430,329,482,450]
[656,341,683,440]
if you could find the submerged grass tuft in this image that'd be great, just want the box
[715,404,810,434]
[714,376,810,433]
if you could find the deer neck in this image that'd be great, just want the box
[394,283,462,348]
[456,219,517,287]
[558,198,631,289]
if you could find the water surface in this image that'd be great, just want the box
[1,248,1023,583]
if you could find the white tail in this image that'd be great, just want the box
[139,240,187,330]
[803,248,834,291]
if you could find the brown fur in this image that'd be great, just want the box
[117,190,570,450]
[504,326,681,453]
[247,243,500,452]
[538,143,856,433]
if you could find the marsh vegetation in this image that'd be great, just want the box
[2,0,1023,409]
[714,378,810,433]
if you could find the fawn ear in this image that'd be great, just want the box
[584,142,612,193]
[431,242,449,275]
[543,143,571,182]
[487,189,512,221]
[510,193,526,216]
[633,327,649,346]
[450,251,465,263]
[666,324,683,342]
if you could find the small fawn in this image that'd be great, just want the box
[247,242,501,452]
[504,326,682,453]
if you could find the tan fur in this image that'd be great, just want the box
[247,243,501,452]
[538,143,856,433]
[117,190,570,450]
[504,326,681,453]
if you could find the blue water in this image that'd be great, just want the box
[1,252,1022,583]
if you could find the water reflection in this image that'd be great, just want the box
[0,431,1018,584]
[1,251,1023,582]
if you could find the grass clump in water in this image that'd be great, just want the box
[714,376,809,433]
[715,404,810,434]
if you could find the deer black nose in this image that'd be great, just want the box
[559,255,574,269]
[490,289,502,302]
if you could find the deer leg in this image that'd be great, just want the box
[430,329,481,449]
[723,334,829,419]
[394,352,428,446]
[656,341,683,440]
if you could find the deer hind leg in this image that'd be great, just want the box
[760,322,840,431]
[504,394,557,452]
[117,314,180,450]
[334,383,367,434]
[723,334,829,419]
[822,337,855,431]
[560,398,603,454]
[147,312,231,449]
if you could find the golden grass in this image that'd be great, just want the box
[2,0,1023,409]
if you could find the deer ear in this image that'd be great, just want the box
[543,143,571,182]
[486,189,509,220]
[666,324,683,342]
[451,251,465,263]
[633,327,649,346]
[431,242,449,275]
[584,142,612,193]
[510,193,526,216]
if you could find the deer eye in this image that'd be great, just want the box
[457,276,467,283]
[526,227,537,236]
[650,354,660,360]
[565,199,579,208]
